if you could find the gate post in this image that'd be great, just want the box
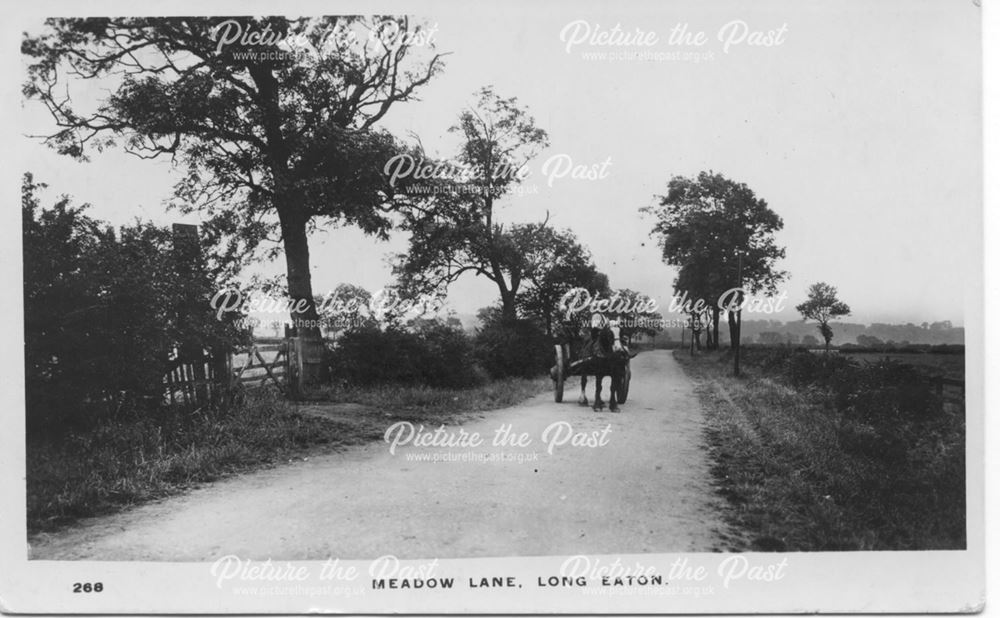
[287,336,327,399]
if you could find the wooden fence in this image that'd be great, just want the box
[163,342,290,408]
[163,352,223,408]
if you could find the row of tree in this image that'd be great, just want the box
[23,16,855,382]
[642,171,787,354]
[643,172,853,355]
[23,18,636,360]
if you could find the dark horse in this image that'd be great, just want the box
[576,320,629,412]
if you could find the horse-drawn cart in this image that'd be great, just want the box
[551,342,631,404]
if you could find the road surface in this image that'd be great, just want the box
[29,350,732,560]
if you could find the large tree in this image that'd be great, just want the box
[644,171,787,350]
[22,16,444,345]
[392,86,549,320]
[796,282,851,352]
[512,224,609,335]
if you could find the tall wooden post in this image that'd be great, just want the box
[287,336,326,399]
[172,224,211,404]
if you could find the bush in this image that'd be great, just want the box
[473,318,551,379]
[842,359,939,425]
[742,347,946,463]
[22,175,245,436]
[328,322,486,388]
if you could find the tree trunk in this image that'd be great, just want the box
[727,311,738,348]
[499,291,517,322]
[278,209,329,393]
[280,213,321,339]
[711,306,721,350]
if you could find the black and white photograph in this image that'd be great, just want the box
[0,0,990,613]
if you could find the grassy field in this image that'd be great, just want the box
[676,350,965,551]
[26,376,549,533]
[839,351,965,380]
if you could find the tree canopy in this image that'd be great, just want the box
[644,170,787,348]
[512,224,609,335]
[392,86,551,320]
[23,16,444,341]
[796,281,851,351]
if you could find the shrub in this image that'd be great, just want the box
[473,318,551,379]
[22,175,245,436]
[328,322,485,388]
[742,347,943,429]
[411,321,488,388]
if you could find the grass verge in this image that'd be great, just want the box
[27,376,549,534]
[311,376,550,422]
[675,350,965,551]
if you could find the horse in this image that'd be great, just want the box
[575,317,629,412]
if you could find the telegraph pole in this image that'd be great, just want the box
[734,249,743,377]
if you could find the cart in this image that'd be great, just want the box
[551,342,631,404]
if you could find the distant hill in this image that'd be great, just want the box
[664,319,965,346]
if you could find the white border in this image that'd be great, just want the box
[0,0,991,614]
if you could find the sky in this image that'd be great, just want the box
[17,0,982,326]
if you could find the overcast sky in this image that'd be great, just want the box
[19,0,981,326]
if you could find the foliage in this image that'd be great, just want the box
[328,320,485,388]
[741,347,944,440]
[757,331,784,345]
[796,282,851,350]
[472,309,551,379]
[856,334,884,347]
[315,283,376,337]
[643,171,787,348]
[678,349,964,550]
[23,17,444,336]
[513,225,609,334]
[23,174,246,434]
[392,86,550,319]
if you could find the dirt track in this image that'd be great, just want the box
[29,350,732,560]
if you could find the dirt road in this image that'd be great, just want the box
[29,350,732,560]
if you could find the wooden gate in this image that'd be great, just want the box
[163,343,289,407]
[230,343,289,393]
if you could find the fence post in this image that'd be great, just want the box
[210,343,233,404]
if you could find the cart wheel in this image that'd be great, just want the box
[616,362,631,404]
[554,345,565,403]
